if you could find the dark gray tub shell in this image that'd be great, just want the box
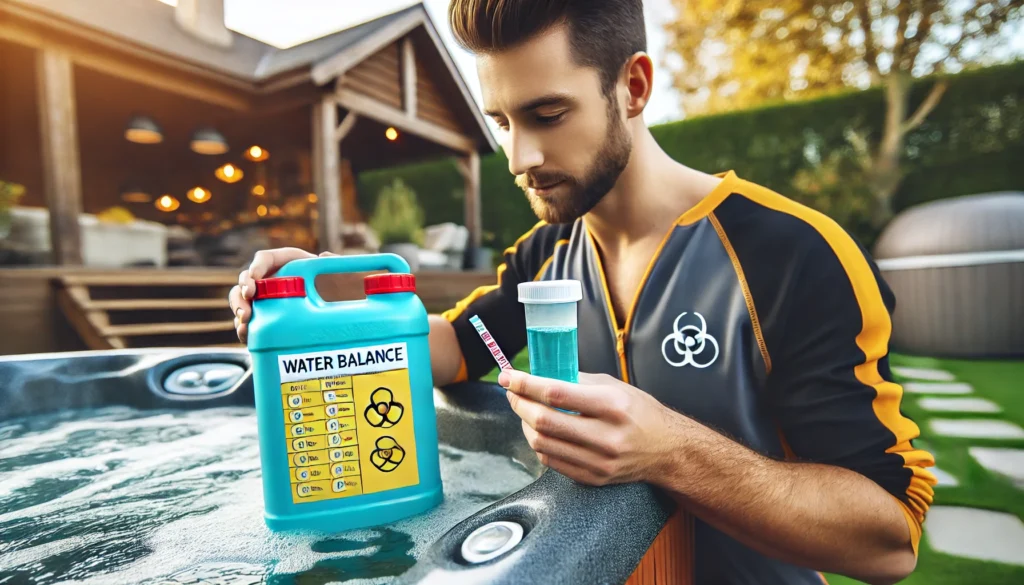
[873,192,1024,358]
[0,348,673,585]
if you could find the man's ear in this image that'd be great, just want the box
[622,52,654,119]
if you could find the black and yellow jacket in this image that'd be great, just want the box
[443,170,936,584]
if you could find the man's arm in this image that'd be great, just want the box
[656,412,917,585]
[427,315,466,387]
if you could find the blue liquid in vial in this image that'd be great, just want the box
[526,326,579,383]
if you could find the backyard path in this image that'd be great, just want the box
[826,356,1024,584]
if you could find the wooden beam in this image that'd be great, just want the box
[402,36,417,117]
[457,152,482,267]
[0,10,252,111]
[310,9,425,85]
[334,87,476,153]
[335,111,359,143]
[36,50,83,266]
[312,95,343,253]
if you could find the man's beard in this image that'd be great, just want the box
[515,101,632,224]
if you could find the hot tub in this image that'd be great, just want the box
[0,348,672,584]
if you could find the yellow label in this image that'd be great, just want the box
[353,368,419,495]
[282,380,322,394]
[285,407,326,424]
[293,464,331,482]
[279,343,416,504]
[323,388,354,404]
[288,435,327,453]
[283,391,324,409]
[293,449,329,467]
[331,461,361,478]
[324,403,356,418]
[288,420,327,438]
[322,377,352,391]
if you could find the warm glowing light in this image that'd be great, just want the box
[187,186,211,203]
[269,205,282,217]
[155,195,180,212]
[245,145,269,162]
[215,163,243,183]
[256,204,268,217]
[252,185,266,196]
[121,190,151,203]
[307,193,318,203]
[385,127,398,141]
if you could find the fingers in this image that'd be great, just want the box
[521,420,607,477]
[228,285,248,343]
[248,247,316,280]
[506,390,609,453]
[500,370,620,419]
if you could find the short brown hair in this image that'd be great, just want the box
[447,0,647,95]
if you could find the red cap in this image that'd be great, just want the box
[254,276,306,300]
[364,273,416,295]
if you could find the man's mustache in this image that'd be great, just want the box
[515,172,574,190]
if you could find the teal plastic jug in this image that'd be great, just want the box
[247,253,443,533]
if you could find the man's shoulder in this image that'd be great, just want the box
[712,174,872,266]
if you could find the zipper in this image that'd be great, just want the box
[615,329,629,383]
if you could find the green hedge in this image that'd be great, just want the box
[359,60,1024,251]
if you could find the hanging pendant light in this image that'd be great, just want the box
[120,184,152,203]
[244,145,269,162]
[187,186,212,203]
[125,116,163,144]
[214,163,243,183]
[190,127,229,155]
[155,194,180,212]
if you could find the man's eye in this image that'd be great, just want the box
[537,112,566,125]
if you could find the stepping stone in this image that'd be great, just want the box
[930,419,1024,439]
[969,447,1024,489]
[903,381,973,395]
[919,397,1002,413]
[931,466,959,487]
[892,366,955,381]
[924,506,1024,566]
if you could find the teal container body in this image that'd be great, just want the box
[247,254,443,533]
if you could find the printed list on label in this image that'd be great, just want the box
[283,377,364,503]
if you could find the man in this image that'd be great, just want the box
[229,1,935,583]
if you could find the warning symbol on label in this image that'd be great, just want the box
[364,387,404,428]
[369,436,405,472]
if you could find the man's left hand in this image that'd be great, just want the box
[498,369,677,486]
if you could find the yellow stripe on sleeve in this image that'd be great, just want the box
[739,180,937,555]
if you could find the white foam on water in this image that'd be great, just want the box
[0,407,535,585]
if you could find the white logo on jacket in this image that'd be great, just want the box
[662,312,719,368]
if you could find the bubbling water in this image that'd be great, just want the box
[0,406,535,584]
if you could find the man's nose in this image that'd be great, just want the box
[505,128,544,177]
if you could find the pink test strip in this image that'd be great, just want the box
[469,315,513,371]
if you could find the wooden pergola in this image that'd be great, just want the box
[0,0,497,265]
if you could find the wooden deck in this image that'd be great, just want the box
[0,267,494,356]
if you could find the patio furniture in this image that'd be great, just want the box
[873,191,1024,358]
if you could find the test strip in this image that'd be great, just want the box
[468,315,513,371]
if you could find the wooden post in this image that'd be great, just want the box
[36,50,83,266]
[312,95,342,253]
[457,151,481,269]
[401,36,416,117]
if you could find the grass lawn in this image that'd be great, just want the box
[481,350,1024,584]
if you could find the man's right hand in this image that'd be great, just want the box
[228,247,333,343]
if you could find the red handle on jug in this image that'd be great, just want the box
[274,253,412,305]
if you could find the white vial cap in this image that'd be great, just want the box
[518,280,583,304]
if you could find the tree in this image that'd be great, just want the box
[664,0,1024,227]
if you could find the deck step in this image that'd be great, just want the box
[101,321,236,337]
[84,299,229,311]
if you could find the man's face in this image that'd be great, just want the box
[477,25,632,224]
